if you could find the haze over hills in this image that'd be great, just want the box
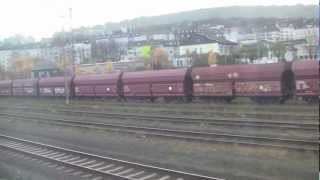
[0,5,318,43]
[102,5,318,29]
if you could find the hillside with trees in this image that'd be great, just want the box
[108,5,319,30]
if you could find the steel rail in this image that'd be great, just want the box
[0,113,318,151]
[0,134,224,180]
[0,105,317,121]
[0,106,317,131]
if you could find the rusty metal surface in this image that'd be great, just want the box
[292,60,319,79]
[193,82,233,97]
[192,63,286,97]
[0,80,12,88]
[74,73,121,86]
[39,77,72,97]
[292,60,319,97]
[122,69,188,84]
[235,81,282,97]
[192,63,286,82]
[39,77,71,87]
[12,79,38,96]
[123,69,188,97]
[0,80,12,95]
[74,73,121,97]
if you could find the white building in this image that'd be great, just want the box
[149,33,175,41]
[175,33,237,67]
[73,43,92,64]
[280,27,319,42]
[0,50,12,70]
[131,35,148,42]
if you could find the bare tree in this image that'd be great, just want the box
[150,48,172,70]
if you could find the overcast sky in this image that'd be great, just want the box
[0,0,317,40]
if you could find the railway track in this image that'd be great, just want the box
[0,106,317,131]
[3,97,316,112]
[51,109,318,130]
[0,103,317,121]
[0,113,318,151]
[0,134,223,180]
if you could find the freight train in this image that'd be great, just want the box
[0,60,318,103]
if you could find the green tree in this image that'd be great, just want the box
[257,42,269,59]
[192,54,209,67]
[239,45,258,63]
[217,55,239,65]
[305,30,317,60]
[271,42,287,62]
[192,52,209,67]
[0,65,6,80]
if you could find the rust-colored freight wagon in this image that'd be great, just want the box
[12,79,39,96]
[39,77,73,97]
[122,69,192,99]
[191,66,236,100]
[192,62,294,102]
[74,73,122,97]
[0,80,12,96]
[292,60,319,102]
[232,63,291,98]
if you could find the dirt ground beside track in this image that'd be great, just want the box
[0,98,318,180]
[0,118,318,180]
[0,150,80,180]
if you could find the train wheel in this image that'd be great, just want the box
[164,97,172,103]
[224,97,234,104]
[185,96,193,103]
[302,97,318,104]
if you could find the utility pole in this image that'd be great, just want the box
[69,7,75,71]
[64,7,74,105]
[60,7,74,105]
[61,19,70,105]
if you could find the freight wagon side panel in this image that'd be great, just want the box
[39,77,71,97]
[94,85,119,96]
[122,69,188,98]
[12,79,38,96]
[292,60,319,97]
[75,86,96,96]
[295,79,318,96]
[39,87,55,96]
[12,87,24,96]
[191,66,235,97]
[0,81,12,96]
[193,82,233,97]
[74,73,121,97]
[123,84,152,97]
[0,88,11,95]
[151,82,185,96]
[54,87,67,96]
[235,81,282,96]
